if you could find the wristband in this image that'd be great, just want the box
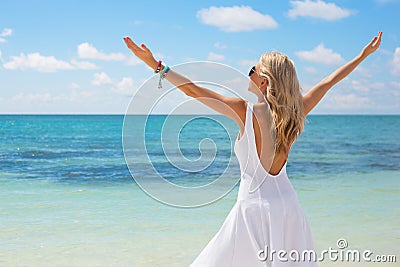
[155,60,162,73]
[160,65,170,78]
[158,65,170,89]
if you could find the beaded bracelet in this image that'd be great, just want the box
[160,65,170,77]
[158,65,170,89]
[155,60,162,73]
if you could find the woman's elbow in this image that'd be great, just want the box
[183,83,198,98]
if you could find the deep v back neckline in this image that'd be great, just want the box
[236,101,287,177]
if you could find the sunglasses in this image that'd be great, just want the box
[248,66,256,77]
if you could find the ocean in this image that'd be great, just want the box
[0,114,399,266]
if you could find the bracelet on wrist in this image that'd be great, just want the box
[158,65,170,89]
[154,60,162,73]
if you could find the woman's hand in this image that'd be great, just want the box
[361,31,382,57]
[123,36,158,70]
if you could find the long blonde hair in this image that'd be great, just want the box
[259,52,305,154]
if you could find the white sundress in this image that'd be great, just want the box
[190,102,318,267]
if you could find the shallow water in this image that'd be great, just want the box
[0,115,399,266]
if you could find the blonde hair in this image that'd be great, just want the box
[259,52,305,154]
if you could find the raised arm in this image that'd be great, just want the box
[303,32,382,115]
[123,36,246,127]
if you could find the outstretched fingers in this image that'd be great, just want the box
[371,31,382,48]
[375,31,382,47]
[123,36,155,67]
[363,31,382,56]
[123,36,141,54]
[141,43,151,53]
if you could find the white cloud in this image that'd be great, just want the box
[132,20,143,25]
[182,57,198,62]
[354,66,373,78]
[92,72,113,85]
[2,52,99,72]
[3,52,74,72]
[318,93,371,111]
[214,42,227,49]
[349,79,384,93]
[78,42,126,61]
[0,50,2,61]
[71,59,98,70]
[207,52,225,61]
[126,55,142,66]
[91,71,139,96]
[391,47,400,76]
[288,0,355,21]
[197,6,278,32]
[391,81,400,89]
[91,71,138,96]
[0,28,13,37]
[304,66,318,74]
[12,92,53,103]
[0,28,12,42]
[390,82,400,97]
[70,83,81,89]
[111,77,137,96]
[350,80,369,92]
[295,44,344,65]
[331,93,370,109]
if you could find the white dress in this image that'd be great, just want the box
[190,102,318,266]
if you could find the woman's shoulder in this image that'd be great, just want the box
[252,101,269,110]
[252,102,274,124]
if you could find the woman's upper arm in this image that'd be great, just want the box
[189,84,247,128]
[302,81,331,116]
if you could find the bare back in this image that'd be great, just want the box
[237,101,290,176]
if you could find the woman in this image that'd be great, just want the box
[124,32,382,266]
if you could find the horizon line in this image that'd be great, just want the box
[0,113,399,116]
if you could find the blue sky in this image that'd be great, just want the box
[0,0,399,114]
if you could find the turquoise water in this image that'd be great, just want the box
[0,115,399,266]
